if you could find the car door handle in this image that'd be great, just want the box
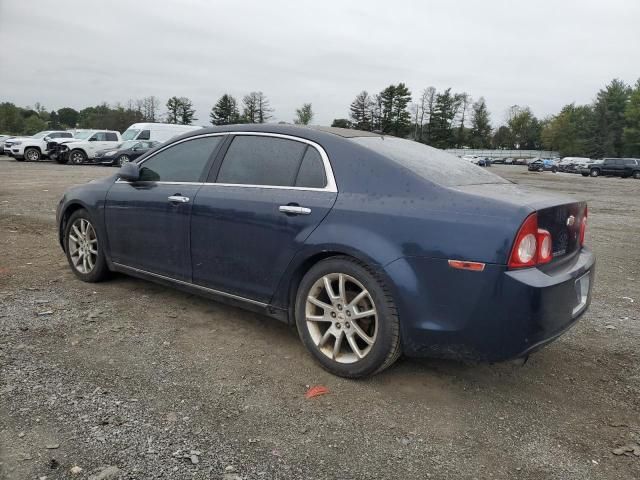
[279,205,311,215]
[168,195,190,203]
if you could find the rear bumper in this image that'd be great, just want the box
[385,248,595,361]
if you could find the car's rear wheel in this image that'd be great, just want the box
[64,210,109,282]
[537,166,544,172]
[295,256,401,378]
[69,149,87,165]
[24,147,41,161]
[590,169,600,177]
[117,154,130,167]
[633,171,640,179]
[552,167,558,173]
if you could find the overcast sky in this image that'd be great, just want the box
[1,0,638,127]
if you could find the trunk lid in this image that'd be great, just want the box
[452,183,587,262]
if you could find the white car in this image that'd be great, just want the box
[7,130,74,161]
[121,122,203,143]
[55,130,122,164]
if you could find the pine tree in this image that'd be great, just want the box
[592,79,631,157]
[623,79,640,156]
[470,97,492,148]
[210,94,240,125]
[166,96,181,124]
[349,91,373,130]
[177,97,196,125]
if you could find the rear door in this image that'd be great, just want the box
[191,133,338,303]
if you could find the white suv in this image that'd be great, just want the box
[8,131,74,161]
[56,130,122,164]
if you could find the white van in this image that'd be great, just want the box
[121,123,203,143]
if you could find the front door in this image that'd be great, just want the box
[105,135,224,281]
[191,134,337,303]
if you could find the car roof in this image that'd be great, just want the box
[179,124,383,142]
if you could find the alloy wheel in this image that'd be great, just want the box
[70,151,85,164]
[25,149,40,161]
[68,218,98,274]
[118,155,130,167]
[305,273,378,364]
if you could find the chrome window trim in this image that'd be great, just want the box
[116,131,338,192]
[113,262,268,307]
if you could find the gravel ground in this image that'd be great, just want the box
[1,157,639,480]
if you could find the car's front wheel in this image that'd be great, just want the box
[24,147,41,161]
[117,154,130,167]
[590,169,600,177]
[295,257,401,378]
[632,171,640,179]
[69,149,87,165]
[64,209,109,282]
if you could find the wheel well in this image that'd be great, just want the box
[25,145,41,152]
[59,203,86,251]
[286,251,366,324]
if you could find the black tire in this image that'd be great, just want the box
[69,149,87,165]
[63,209,109,283]
[117,154,130,167]
[590,169,600,177]
[537,167,544,172]
[295,256,401,378]
[633,171,640,179]
[581,172,589,177]
[55,154,69,164]
[24,147,41,161]
[15,156,24,162]
[552,167,558,173]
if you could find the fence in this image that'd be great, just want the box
[444,149,560,159]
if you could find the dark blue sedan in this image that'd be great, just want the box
[56,125,594,378]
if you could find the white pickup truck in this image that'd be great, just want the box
[53,130,122,164]
[8,130,74,161]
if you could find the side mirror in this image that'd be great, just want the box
[117,162,140,182]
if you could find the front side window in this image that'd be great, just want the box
[138,130,151,140]
[138,136,222,182]
[216,136,308,187]
[90,132,107,141]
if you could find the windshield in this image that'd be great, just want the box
[118,141,139,149]
[32,131,51,139]
[351,136,509,187]
[121,129,140,141]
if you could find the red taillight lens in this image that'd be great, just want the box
[579,206,588,246]
[508,214,554,268]
[509,214,538,268]
[537,229,553,264]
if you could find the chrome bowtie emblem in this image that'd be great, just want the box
[566,215,576,226]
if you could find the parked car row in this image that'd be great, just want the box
[581,158,640,179]
[1,123,202,166]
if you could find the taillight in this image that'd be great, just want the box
[508,213,554,269]
[579,206,588,246]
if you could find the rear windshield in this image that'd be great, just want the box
[351,136,509,186]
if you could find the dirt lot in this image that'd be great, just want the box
[0,157,638,480]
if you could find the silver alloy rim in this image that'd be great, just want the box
[26,149,39,161]
[305,273,378,364]
[118,155,129,166]
[68,218,98,274]
[71,151,84,164]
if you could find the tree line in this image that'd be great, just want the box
[2,78,639,158]
[332,78,640,157]
[0,93,315,136]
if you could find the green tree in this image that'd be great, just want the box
[349,91,373,130]
[378,83,412,136]
[24,115,47,135]
[294,103,313,125]
[57,107,79,128]
[623,79,640,156]
[492,125,512,148]
[241,91,272,123]
[166,96,181,124]
[506,105,541,149]
[331,118,352,128]
[592,79,631,157]
[541,103,595,157]
[49,110,61,129]
[0,102,26,134]
[210,94,240,125]
[429,88,461,148]
[177,97,196,125]
[469,97,492,148]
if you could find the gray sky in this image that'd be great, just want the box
[1,0,638,127]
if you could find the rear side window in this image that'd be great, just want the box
[295,147,326,188]
[138,136,222,182]
[138,130,151,140]
[106,132,118,141]
[216,136,307,186]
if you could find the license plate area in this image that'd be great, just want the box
[572,272,590,316]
